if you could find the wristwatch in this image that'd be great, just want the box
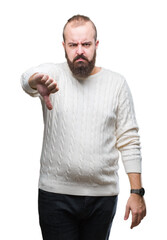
[130,187,145,197]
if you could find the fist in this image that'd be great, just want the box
[30,73,59,110]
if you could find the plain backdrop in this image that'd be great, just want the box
[0,0,167,239]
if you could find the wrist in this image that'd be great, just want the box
[130,187,145,197]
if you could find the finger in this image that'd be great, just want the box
[50,87,59,94]
[140,211,145,221]
[131,213,137,229]
[138,206,146,221]
[33,73,45,80]
[124,205,130,220]
[45,78,54,87]
[43,95,53,110]
[41,74,49,83]
[47,82,58,91]
[131,212,140,229]
[143,207,147,218]
[139,208,146,222]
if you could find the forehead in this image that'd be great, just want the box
[64,21,95,42]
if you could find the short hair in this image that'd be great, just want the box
[63,14,97,42]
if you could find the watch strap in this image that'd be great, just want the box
[130,187,145,196]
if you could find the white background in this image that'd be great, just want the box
[0,0,167,239]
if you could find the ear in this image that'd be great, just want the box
[62,41,65,49]
[95,40,99,49]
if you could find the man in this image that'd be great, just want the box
[21,15,146,240]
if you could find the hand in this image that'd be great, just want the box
[29,73,59,110]
[124,194,146,229]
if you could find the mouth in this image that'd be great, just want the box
[75,58,86,62]
[74,55,88,63]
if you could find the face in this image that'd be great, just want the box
[63,21,99,78]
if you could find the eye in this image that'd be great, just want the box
[69,43,77,48]
[82,42,91,47]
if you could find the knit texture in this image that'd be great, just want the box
[21,62,142,196]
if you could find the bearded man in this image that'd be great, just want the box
[21,15,146,240]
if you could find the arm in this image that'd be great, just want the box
[116,79,146,228]
[124,173,146,229]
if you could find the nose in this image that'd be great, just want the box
[76,44,84,55]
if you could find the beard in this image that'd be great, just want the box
[65,51,96,79]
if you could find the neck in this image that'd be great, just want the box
[90,66,101,75]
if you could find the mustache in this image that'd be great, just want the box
[73,55,89,62]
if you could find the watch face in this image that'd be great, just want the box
[140,188,145,196]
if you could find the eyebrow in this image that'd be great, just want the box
[82,41,92,45]
[68,42,77,45]
[68,41,92,45]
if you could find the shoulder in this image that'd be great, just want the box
[35,62,63,73]
[102,67,125,80]
[101,67,126,88]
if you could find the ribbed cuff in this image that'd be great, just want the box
[123,158,142,173]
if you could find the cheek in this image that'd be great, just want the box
[66,49,76,61]
[87,48,95,60]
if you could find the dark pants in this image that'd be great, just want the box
[38,189,118,240]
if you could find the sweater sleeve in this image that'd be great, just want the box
[116,79,142,173]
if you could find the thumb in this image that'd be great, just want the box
[124,204,130,220]
[43,95,53,110]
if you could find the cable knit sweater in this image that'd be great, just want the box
[21,62,142,196]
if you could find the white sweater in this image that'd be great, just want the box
[21,62,142,196]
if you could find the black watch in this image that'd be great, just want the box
[130,187,145,197]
